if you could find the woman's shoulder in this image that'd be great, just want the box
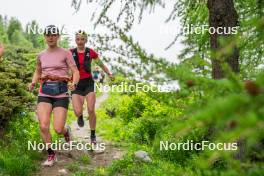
[57,47,72,55]
[58,47,68,52]
[37,49,48,58]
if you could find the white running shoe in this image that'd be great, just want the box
[42,154,57,167]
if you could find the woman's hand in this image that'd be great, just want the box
[68,82,77,91]
[28,82,36,92]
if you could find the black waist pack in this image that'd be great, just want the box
[42,81,68,96]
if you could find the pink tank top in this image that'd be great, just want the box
[38,47,76,98]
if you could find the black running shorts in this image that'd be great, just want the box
[71,77,95,96]
[37,96,69,109]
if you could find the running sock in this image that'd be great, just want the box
[47,148,55,155]
[91,130,96,138]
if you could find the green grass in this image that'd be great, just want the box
[66,163,80,172]
[0,112,43,176]
[72,171,89,176]
[0,146,42,176]
[78,155,91,165]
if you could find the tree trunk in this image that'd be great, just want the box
[207,0,239,79]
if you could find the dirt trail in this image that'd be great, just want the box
[36,92,124,176]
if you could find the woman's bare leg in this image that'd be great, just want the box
[37,102,52,148]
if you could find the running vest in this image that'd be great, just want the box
[71,47,91,73]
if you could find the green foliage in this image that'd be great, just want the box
[0,15,44,176]
[10,30,33,48]
[0,15,9,44]
[118,92,148,123]
[0,16,45,49]
[96,73,264,175]
[7,17,22,41]
[59,36,70,48]
[25,20,45,49]
[0,46,36,129]
[0,112,42,176]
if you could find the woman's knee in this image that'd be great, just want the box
[39,123,49,133]
[88,107,95,115]
[74,108,83,117]
[54,126,64,134]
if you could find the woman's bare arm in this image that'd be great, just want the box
[28,59,42,91]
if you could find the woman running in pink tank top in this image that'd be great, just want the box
[28,25,80,167]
